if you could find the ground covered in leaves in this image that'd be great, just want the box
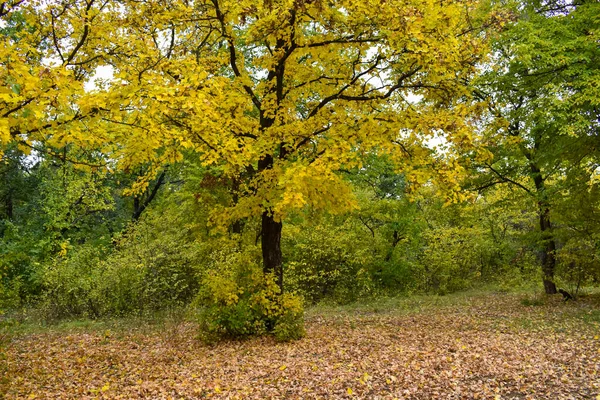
[2,292,600,399]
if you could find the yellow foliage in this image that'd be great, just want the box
[1,0,492,218]
[196,248,305,342]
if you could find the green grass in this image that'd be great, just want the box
[306,286,531,318]
[0,306,190,340]
[3,286,600,339]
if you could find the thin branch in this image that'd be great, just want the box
[307,63,420,118]
[484,163,533,195]
[304,36,381,48]
[2,97,36,118]
[212,0,261,110]
[65,0,95,65]
[294,125,331,151]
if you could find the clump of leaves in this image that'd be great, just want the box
[194,248,304,343]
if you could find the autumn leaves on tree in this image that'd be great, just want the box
[1,0,492,292]
[4,0,597,297]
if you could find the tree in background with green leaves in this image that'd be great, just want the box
[472,0,600,293]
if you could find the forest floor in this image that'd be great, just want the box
[1,290,600,399]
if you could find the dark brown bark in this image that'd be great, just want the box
[257,154,284,291]
[539,205,557,294]
[231,219,243,235]
[385,230,402,262]
[132,169,166,221]
[530,163,557,294]
[261,211,283,291]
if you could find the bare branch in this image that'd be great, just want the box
[484,163,533,195]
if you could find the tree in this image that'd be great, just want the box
[471,0,600,293]
[2,0,491,294]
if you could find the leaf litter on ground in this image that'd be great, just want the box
[2,292,600,399]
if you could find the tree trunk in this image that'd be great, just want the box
[257,153,284,293]
[261,211,283,292]
[385,230,401,262]
[539,205,557,294]
[530,160,557,295]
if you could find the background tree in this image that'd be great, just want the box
[471,0,600,293]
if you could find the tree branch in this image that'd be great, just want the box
[212,0,262,110]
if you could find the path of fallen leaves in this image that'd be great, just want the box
[2,293,600,399]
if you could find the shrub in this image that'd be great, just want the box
[557,238,600,296]
[284,222,376,304]
[40,245,105,318]
[40,205,209,319]
[413,227,484,294]
[0,277,22,313]
[194,249,304,343]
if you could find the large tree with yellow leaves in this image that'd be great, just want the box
[2,0,491,291]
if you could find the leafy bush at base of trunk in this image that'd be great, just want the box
[194,253,304,343]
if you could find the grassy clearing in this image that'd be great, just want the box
[2,290,600,399]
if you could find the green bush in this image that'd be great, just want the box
[284,222,376,304]
[0,277,22,313]
[415,227,487,294]
[40,205,209,319]
[40,246,105,318]
[194,248,305,343]
[556,238,600,296]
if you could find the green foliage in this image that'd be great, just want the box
[0,277,22,317]
[195,246,304,343]
[40,201,207,319]
[40,246,104,318]
[0,152,131,304]
[284,218,377,304]
[411,188,542,294]
[556,238,600,296]
[470,0,600,292]
[417,226,485,294]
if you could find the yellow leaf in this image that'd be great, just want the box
[347,388,353,395]
[279,365,287,371]
[101,383,110,392]
[0,119,10,145]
